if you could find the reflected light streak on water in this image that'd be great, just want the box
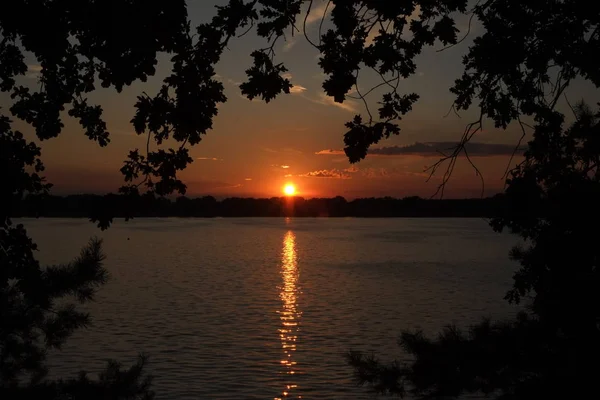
[275,230,302,399]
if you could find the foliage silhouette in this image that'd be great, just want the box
[348,102,600,400]
[2,0,599,399]
[1,1,190,397]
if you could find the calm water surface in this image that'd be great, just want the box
[22,218,518,399]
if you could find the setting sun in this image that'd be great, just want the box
[283,184,296,196]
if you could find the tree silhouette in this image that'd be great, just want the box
[349,104,600,399]
[2,1,191,397]
[2,0,599,399]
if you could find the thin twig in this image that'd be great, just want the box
[502,116,529,180]
[563,92,577,119]
[354,69,373,124]
[436,12,476,53]
[303,0,319,48]
[347,76,400,100]
[318,1,332,47]
[237,21,255,38]
[443,103,461,118]
[426,112,484,198]
[463,145,486,198]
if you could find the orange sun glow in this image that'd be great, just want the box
[283,184,296,196]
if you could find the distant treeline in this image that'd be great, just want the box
[13,194,507,218]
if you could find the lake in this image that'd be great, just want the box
[22,218,519,399]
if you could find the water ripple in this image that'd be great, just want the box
[19,218,518,399]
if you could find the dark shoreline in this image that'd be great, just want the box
[14,194,505,219]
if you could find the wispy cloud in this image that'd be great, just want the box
[282,72,308,95]
[272,164,291,169]
[316,142,524,157]
[281,165,290,169]
[343,165,431,179]
[338,165,393,179]
[284,174,293,177]
[196,157,222,161]
[299,168,351,179]
[283,37,298,52]
[304,1,333,25]
[359,167,395,179]
[26,64,42,79]
[290,85,308,94]
[315,149,345,155]
[244,178,252,181]
[285,73,357,109]
[311,93,358,112]
[369,142,523,157]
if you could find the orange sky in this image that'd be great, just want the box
[6,0,595,199]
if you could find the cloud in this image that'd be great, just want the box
[244,178,252,181]
[283,37,298,51]
[26,64,42,79]
[272,164,291,169]
[312,93,358,112]
[346,166,431,179]
[281,165,290,169]
[281,72,308,95]
[196,157,222,161]
[285,73,356,108]
[239,94,258,102]
[368,142,524,157]
[316,142,524,157]
[304,1,333,25]
[335,165,396,179]
[290,84,308,94]
[299,168,351,179]
[360,167,395,179]
[315,149,345,155]
[284,174,293,177]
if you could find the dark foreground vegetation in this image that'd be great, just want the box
[15,194,506,218]
[2,0,599,399]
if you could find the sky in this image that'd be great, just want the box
[7,0,594,199]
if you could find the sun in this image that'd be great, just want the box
[283,184,296,196]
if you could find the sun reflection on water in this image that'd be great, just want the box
[275,230,301,400]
